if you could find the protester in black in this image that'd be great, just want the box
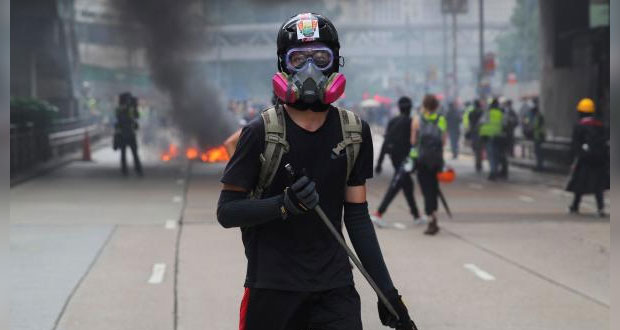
[115,92,143,176]
[217,13,416,330]
[373,97,422,225]
[566,98,609,216]
[466,99,484,172]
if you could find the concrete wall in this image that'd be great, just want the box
[10,0,80,118]
[539,0,609,138]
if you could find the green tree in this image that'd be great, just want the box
[496,0,540,82]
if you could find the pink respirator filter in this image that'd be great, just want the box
[323,73,346,104]
[272,72,297,103]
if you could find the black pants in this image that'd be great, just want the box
[120,135,142,174]
[571,191,604,211]
[471,135,483,172]
[240,286,362,330]
[497,137,509,178]
[534,140,544,170]
[377,156,420,218]
[417,164,440,216]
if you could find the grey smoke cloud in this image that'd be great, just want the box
[112,0,236,148]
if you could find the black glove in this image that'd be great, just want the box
[283,176,319,216]
[378,290,418,330]
[375,164,383,175]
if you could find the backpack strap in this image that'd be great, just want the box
[333,108,363,182]
[251,105,289,199]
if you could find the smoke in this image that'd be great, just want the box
[112,0,236,148]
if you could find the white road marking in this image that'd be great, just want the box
[468,183,483,190]
[148,263,167,284]
[165,220,177,229]
[393,222,406,230]
[518,195,534,203]
[550,188,563,195]
[464,263,496,281]
[172,196,183,203]
[550,188,572,198]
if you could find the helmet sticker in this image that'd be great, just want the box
[296,13,319,41]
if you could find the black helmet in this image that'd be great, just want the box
[398,96,412,114]
[276,13,340,74]
[119,92,132,105]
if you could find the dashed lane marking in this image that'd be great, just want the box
[518,195,534,203]
[172,196,183,203]
[148,263,167,284]
[165,220,178,229]
[468,183,483,190]
[464,263,496,281]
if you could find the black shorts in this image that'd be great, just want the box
[239,285,362,330]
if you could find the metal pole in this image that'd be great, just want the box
[29,52,37,98]
[442,13,448,99]
[479,0,485,98]
[452,11,458,100]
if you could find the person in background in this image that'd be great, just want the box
[115,92,143,176]
[566,98,609,217]
[463,99,484,172]
[502,99,519,157]
[445,100,462,159]
[529,98,546,171]
[478,97,504,180]
[373,96,422,225]
[410,94,447,235]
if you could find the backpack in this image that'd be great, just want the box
[250,105,363,199]
[503,109,518,131]
[417,115,444,169]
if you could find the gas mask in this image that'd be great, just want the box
[272,45,346,112]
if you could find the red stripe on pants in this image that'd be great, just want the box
[239,288,250,330]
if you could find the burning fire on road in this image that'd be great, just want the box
[161,144,230,163]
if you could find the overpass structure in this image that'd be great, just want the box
[76,18,509,101]
[77,20,509,65]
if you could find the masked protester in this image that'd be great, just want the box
[115,92,143,176]
[217,13,417,330]
[409,94,447,235]
[566,98,609,217]
[372,96,423,226]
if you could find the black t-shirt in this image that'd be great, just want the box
[221,106,373,291]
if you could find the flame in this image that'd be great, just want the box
[186,147,199,160]
[201,145,230,163]
[168,144,178,157]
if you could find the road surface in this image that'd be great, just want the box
[10,140,609,330]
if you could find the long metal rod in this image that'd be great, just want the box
[314,205,400,320]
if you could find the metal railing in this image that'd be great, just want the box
[511,136,572,172]
[10,119,108,175]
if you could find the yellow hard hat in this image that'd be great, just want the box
[577,98,595,113]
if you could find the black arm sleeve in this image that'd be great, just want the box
[217,190,284,228]
[344,202,397,297]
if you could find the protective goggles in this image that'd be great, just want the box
[285,46,334,72]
